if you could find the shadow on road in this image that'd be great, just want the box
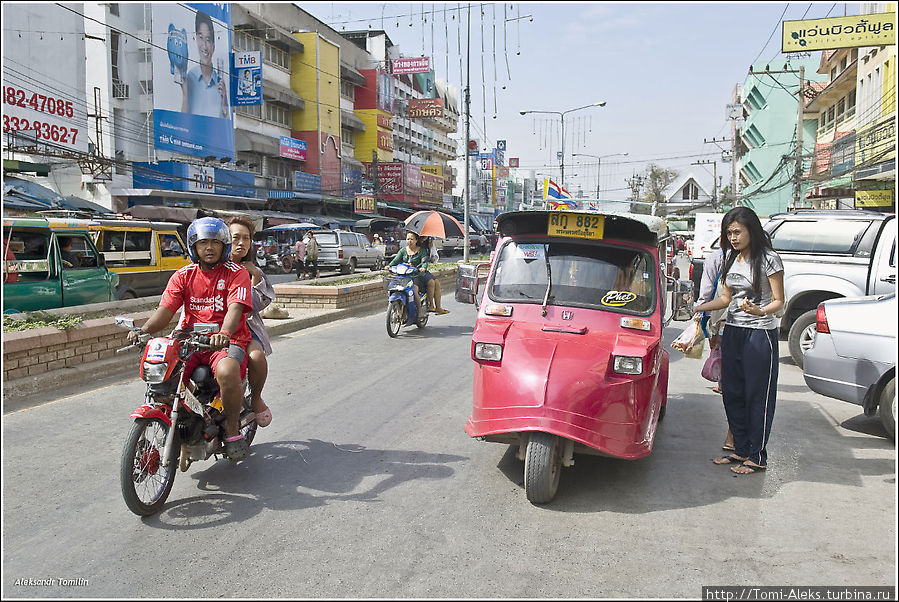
[140,439,467,530]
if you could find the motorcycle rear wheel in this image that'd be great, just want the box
[386,300,404,338]
[120,418,177,516]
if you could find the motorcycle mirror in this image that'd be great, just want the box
[115,316,135,329]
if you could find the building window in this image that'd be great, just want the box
[836,97,846,120]
[830,66,837,80]
[847,89,856,116]
[109,3,119,16]
[340,80,355,100]
[827,105,835,125]
[263,43,289,70]
[840,55,848,72]
[110,30,120,82]
[139,79,153,94]
[138,47,152,62]
[236,104,263,119]
[341,127,354,147]
[265,102,289,127]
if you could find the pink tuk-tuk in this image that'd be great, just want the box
[456,210,693,503]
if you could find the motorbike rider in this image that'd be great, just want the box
[385,231,431,309]
[127,217,254,462]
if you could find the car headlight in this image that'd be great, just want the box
[142,362,168,384]
[474,342,503,362]
[612,355,643,375]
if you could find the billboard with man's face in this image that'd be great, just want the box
[151,3,234,159]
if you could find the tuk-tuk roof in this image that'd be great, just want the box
[3,216,97,231]
[496,210,669,246]
[89,218,183,231]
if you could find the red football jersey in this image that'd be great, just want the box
[160,261,253,347]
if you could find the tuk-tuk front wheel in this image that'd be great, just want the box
[524,432,562,504]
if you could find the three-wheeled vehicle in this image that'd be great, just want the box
[456,210,693,503]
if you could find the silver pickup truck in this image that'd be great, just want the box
[765,210,896,368]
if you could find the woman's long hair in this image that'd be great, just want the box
[719,207,772,299]
[226,215,257,264]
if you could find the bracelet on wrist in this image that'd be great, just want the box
[219,329,232,338]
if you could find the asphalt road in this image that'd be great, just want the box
[1,291,895,598]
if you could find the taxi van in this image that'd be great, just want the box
[89,219,190,299]
[2,216,119,313]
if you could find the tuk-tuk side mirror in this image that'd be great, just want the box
[456,262,490,309]
[669,279,694,323]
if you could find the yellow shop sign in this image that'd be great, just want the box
[782,13,895,52]
[855,190,894,208]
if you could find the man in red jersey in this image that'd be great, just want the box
[128,217,253,461]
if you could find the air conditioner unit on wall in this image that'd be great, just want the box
[112,80,129,99]
[265,27,279,41]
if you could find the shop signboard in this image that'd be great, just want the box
[408,98,444,119]
[132,161,253,197]
[232,51,262,106]
[279,136,307,161]
[420,171,444,203]
[783,13,895,52]
[392,57,430,75]
[151,3,234,159]
[354,194,376,213]
[377,130,394,151]
[294,170,322,193]
[855,190,894,208]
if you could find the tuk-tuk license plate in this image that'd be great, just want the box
[547,213,605,240]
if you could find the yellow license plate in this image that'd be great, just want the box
[209,396,224,413]
[547,213,605,239]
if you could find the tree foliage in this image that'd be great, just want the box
[640,163,679,211]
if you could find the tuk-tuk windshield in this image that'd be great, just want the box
[489,240,656,314]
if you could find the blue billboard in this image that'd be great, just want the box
[133,161,255,198]
[151,3,235,159]
[232,51,262,106]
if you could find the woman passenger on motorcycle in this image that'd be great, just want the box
[227,216,274,428]
[418,236,449,314]
[387,231,432,309]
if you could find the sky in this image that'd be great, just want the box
[305,2,859,199]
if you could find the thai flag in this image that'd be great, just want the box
[543,178,571,200]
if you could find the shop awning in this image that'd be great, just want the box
[235,130,279,156]
[340,110,366,132]
[263,82,305,110]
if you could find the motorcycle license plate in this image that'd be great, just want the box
[209,396,224,413]
[547,213,604,240]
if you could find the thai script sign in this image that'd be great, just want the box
[377,130,394,151]
[294,170,321,192]
[855,190,894,208]
[279,136,307,161]
[392,57,430,75]
[782,13,895,52]
[408,98,444,119]
[354,194,376,213]
[855,115,895,167]
[377,113,393,130]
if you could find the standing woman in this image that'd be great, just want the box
[692,207,784,475]
[227,216,274,428]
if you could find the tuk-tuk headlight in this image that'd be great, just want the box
[142,362,168,384]
[612,356,643,375]
[474,343,503,362]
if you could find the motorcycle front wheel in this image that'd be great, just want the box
[386,300,404,338]
[120,418,177,516]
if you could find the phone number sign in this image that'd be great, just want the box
[2,83,88,153]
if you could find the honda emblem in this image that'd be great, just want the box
[561,311,573,320]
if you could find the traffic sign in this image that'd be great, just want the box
[496,139,506,151]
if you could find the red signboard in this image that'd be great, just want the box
[420,172,443,201]
[377,130,394,151]
[509,158,519,168]
[408,98,444,119]
[377,113,393,130]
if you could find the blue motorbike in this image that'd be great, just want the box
[384,263,429,337]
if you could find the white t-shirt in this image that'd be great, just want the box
[724,249,784,330]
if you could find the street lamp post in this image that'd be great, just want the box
[572,152,628,199]
[520,101,606,189]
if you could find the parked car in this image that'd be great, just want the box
[3,216,119,313]
[803,293,896,440]
[311,229,385,274]
[89,219,190,299]
[690,210,896,368]
[439,228,489,255]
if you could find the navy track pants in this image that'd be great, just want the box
[720,325,779,467]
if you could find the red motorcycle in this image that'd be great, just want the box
[115,317,258,516]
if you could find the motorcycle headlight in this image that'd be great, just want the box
[142,362,168,384]
[474,342,503,362]
[612,356,643,375]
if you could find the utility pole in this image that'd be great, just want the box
[704,136,733,209]
[463,3,471,263]
[692,159,718,210]
[794,65,805,209]
[626,173,645,213]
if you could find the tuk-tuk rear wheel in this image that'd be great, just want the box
[524,432,562,504]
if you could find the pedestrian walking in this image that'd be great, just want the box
[694,247,731,449]
[293,236,306,280]
[692,207,785,476]
[304,230,319,279]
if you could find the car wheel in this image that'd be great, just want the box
[879,377,895,441]
[788,309,817,369]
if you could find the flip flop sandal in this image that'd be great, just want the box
[722,443,735,452]
[731,462,767,475]
[435,308,450,315]
[224,435,249,462]
[712,454,747,465]
[255,407,272,428]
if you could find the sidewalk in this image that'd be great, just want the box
[2,299,385,412]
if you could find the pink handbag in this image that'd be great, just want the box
[701,347,722,382]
